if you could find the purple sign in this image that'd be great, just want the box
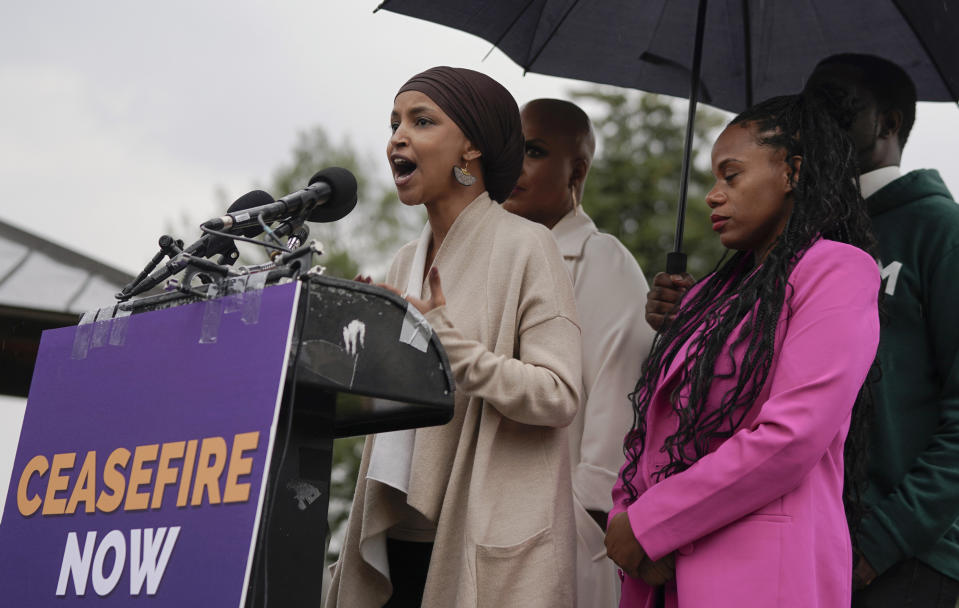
[0,282,300,606]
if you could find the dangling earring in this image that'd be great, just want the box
[453,159,476,186]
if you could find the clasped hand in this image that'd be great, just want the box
[645,272,694,331]
[605,512,676,585]
[354,266,446,315]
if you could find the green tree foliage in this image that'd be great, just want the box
[574,89,730,279]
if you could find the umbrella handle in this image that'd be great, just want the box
[668,0,707,279]
[666,251,687,275]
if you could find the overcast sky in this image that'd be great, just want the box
[2,1,957,276]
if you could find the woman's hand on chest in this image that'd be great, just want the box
[357,267,446,315]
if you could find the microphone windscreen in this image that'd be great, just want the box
[306,167,358,223]
[227,189,275,237]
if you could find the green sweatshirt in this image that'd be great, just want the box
[858,169,959,580]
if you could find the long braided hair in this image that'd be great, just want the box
[621,93,876,529]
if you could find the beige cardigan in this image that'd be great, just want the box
[326,193,582,607]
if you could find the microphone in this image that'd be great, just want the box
[201,167,358,231]
[120,190,274,299]
[269,223,310,261]
[287,224,310,249]
[188,189,274,258]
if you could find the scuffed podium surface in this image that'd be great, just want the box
[124,272,456,438]
[292,274,455,437]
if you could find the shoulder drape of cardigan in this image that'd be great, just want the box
[611,239,880,608]
[326,193,582,608]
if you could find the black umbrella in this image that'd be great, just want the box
[375,0,959,272]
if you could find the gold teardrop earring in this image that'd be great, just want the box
[453,159,476,186]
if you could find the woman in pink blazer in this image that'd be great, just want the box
[605,93,880,608]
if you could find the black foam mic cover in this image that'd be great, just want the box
[229,190,276,237]
[305,167,358,223]
[190,189,274,258]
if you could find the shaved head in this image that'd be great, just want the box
[522,98,596,165]
[503,98,597,228]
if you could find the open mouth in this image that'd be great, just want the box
[392,156,417,184]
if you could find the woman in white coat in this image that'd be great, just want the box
[327,68,582,608]
[504,98,656,607]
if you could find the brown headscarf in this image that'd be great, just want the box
[397,66,524,203]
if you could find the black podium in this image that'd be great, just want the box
[250,275,453,607]
[128,273,454,607]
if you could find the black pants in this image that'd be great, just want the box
[383,538,434,608]
[654,586,666,608]
[853,558,959,608]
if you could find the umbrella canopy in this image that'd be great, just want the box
[377,0,957,112]
[376,0,958,271]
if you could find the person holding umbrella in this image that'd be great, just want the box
[605,92,880,607]
[803,54,959,607]
[503,98,656,607]
[326,67,582,608]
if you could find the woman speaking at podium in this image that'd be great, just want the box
[326,66,582,608]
